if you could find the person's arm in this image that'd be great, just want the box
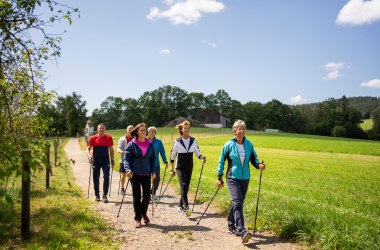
[109,145,115,166]
[86,145,93,164]
[124,143,133,178]
[249,144,259,169]
[117,137,124,154]
[159,140,168,164]
[193,139,206,162]
[216,143,229,188]
[150,145,156,177]
[170,140,178,171]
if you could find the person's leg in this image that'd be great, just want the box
[176,168,186,208]
[152,166,160,195]
[131,175,142,221]
[119,163,126,189]
[227,179,245,233]
[141,175,151,216]
[102,163,110,196]
[183,168,193,209]
[92,165,101,197]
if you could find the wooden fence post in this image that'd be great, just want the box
[21,150,31,240]
[46,143,51,189]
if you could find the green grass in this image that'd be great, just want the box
[360,119,373,131]
[0,139,121,249]
[107,128,380,249]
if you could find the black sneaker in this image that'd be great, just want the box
[95,195,100,202]
[227,226,236,234]
[103,195,108,203]
[241,230,253,243]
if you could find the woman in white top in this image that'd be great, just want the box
[170,120,206,216]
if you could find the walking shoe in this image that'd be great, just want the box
[103,195,108,203]
[135,220,142,228]
[227,226,237,234]
[95,195,100,202]
[241,230,253,243]
[142,214,150,224]
[177,205,186,213]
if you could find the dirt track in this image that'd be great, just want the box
[65,138,302,249]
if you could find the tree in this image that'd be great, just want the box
[57,92,87,136]
[0,1,78,197]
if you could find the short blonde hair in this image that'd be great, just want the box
[232,119,246,131]
[148,126,157,133]
[126,125,134,132]
[175,120,191,135]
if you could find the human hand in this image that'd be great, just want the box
[201,156,207,163]
[216,177,224,189]
[151,173,156,180]
[126,171,133,179]
[258,160,266,170]
[170,169,176,177]
[111,159,115,167]
[88,156,93,164]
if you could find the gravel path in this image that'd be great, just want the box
[65,138,302,250]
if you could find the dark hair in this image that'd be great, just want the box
[130,123,147,138]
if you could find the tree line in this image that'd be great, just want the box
[56,85,377,140]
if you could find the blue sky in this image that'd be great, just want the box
[44,0,380,113]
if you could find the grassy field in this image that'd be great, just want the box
[0,139,121,249]
[360,119,373,131]
[108,128,380,249]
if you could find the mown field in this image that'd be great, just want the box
[109,128,380,249]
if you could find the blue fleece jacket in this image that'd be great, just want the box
[217,137,259,180]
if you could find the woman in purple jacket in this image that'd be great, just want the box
[124,123,156,228]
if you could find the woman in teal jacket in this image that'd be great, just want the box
[217,120,266,243]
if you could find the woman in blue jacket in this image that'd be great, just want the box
[124,123,156,228]
[147,126,168,199]
[216,120,265,243]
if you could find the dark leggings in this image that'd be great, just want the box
[131,174,151,221]
[176,167,193,208]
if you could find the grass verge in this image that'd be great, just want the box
[0,139,122,249]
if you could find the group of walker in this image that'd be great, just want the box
[86,119,266,243]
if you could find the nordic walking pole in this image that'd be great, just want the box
[109,166,114,197]
[158,164,167,197]
[117,179,130,218]
[254,160,264,234]
[197,188,220,225]
[151,179,155,218]
[189,161,205,216]
[156,175,173,207]
[87,164,92,198]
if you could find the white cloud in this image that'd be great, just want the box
[202,40,217,48]
[360,78,380,88]
[159,49,171,55]
[336,0,380,25]
[147,0,225,25]
[323,62,345,80]
[289,95,307,104]
[324,62,344,71]
[323,70,341,80]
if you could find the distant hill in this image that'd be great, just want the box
[293,96,380,119]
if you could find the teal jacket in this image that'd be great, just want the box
[217,137,259,180]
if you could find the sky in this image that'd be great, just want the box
[44,0,380,114]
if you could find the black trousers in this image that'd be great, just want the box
[131,174,151,221]
[176,167,193,208]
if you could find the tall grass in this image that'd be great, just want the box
[0,139,121,249]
